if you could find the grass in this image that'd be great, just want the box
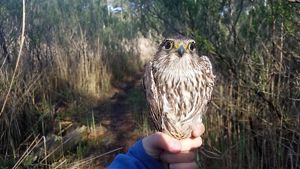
[127,87,152,135]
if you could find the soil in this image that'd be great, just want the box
[70,73,146,168]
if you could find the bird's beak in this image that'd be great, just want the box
[177,45,185,57]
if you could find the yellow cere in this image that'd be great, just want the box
[174,42,188,50]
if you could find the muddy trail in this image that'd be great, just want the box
[69,73,148,168]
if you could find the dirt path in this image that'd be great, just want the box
[87,74,145,168]
[54,73,147,168]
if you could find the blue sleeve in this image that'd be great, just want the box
[107,139,164,169]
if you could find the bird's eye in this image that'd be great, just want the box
[188,42,196,51]
[163,40,173,50]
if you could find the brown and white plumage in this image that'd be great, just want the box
[143,38,215,139]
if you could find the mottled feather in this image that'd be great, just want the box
[143,38,215,139]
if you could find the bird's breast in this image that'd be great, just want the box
[155,70,205,121]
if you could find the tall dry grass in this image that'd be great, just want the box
[0,1,149,167]
[198,37,300,168]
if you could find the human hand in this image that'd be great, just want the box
[142,123,205,169]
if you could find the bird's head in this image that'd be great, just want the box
[159,38,196,58]
[154,38,200,71]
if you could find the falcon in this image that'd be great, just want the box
[143,37,215,139]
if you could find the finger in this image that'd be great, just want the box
[160,150,196,163]
[191,123,205,138]
[169,162,198,169]
[142,132,182,158]
[180,137,202,151]
[152,132,182,152]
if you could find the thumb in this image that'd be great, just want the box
[142,132,181,159]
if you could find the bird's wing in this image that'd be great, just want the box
[143,62,162,131]
[200,55,215,106]
[185,55,215,124]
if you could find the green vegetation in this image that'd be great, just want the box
[0,0,299,168]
